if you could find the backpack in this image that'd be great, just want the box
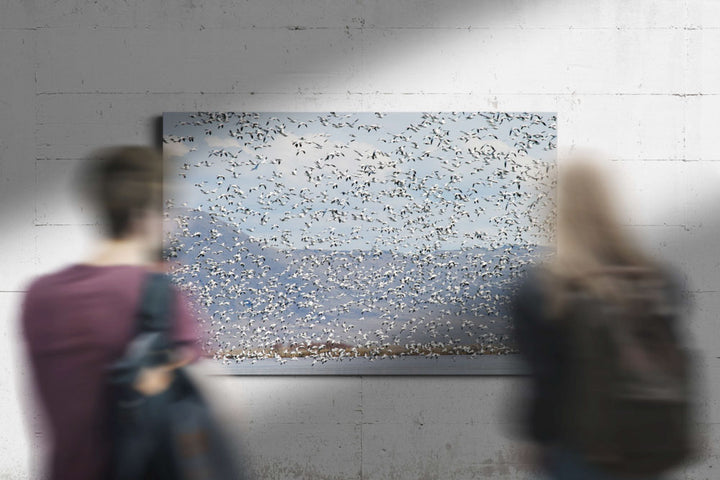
[558,267,694,475]
[107,273,246,480]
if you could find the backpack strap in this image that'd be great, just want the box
[108,273,175,387]
[136,273,174,335]
[129,273,175,367]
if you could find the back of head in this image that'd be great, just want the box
[81,146,163,239]
[547,155,658,313]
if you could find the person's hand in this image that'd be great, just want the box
[132,347,194,396]
[133,365,174,396]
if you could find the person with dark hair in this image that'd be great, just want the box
[21,146,202,480]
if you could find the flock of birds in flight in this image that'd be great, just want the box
[164,111,556,363]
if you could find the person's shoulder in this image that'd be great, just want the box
[647,262,688,307]
[23,265,80,298]
[24,264,148,297]
[20,266,87,330]
[654,263,686,289]
[510,265,555,320]
[515,264,553,299]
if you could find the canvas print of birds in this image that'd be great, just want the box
[163,112,556,368]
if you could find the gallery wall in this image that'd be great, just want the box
[2,1,719,478]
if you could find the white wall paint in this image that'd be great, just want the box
[2,1,719,478]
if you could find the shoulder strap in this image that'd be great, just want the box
[108,273,175,384]
[136,273,174,335]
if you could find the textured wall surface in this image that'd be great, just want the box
[2,1,719,478]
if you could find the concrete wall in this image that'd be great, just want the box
[2,1,719,478]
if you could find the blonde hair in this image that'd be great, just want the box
[544,156,656,315]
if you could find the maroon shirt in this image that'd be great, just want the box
[21,264,202,480]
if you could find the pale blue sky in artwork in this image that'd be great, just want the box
[164,112,555,252]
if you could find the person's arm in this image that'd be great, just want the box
[512,273,566,446]
[169,288,204,362]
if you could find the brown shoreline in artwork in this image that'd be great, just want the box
[218,342,515,359]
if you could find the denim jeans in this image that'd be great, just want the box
[543,448,663,480]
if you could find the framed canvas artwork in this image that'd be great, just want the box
[163,112,556,374]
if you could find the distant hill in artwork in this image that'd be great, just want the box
[165,208,549,357]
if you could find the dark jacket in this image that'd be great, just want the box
[511,266,688,446]
[511,269,569,444]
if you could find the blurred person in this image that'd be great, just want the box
[512,157,696,480]
[21,146,202,480]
